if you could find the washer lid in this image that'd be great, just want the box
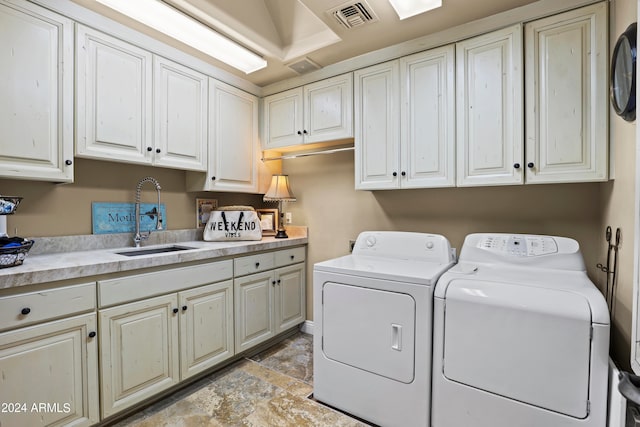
[442,278,592,418]
[314,254,452,285]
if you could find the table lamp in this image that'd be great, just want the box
[263,174,296,238]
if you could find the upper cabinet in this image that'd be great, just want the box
[401,46,456,188]
[76,25,152,165]
[186,79,259,193]
[76,25,207,171]
[262,73,353,149]
[456,24,524,187]
[0,0,74,182]
[355,46,455,190]
[354,61,400,190]
[524,3,608,184]
[153,56,207,171]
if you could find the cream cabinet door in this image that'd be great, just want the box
[99,294,179,418]
[0,1,74,182]
[153,56,207,171]
[207,79,259,192]
[354,60,401,190]
[262,87,304,149]
[0,314,99,427]
[304,73,353,143]
[76,25,153,165]
[179,280,234,380]
[234,271,275,352]
[524,3,607,184]
[401,46,456,188]
[457,24,523,187]
[274,263,306,334]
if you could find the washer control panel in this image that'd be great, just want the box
[477,235,558,257]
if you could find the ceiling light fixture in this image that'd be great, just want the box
[388,0,442,20]
[94,0,267,74]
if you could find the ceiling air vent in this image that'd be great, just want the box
[329,1,379,29]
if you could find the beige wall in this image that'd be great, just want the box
[283,150,603,318]
[0,158,266,237]
[599,0,637,370]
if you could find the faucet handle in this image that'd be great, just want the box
[157,211,163,231]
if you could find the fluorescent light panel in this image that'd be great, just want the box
[95,0,267,74]
[388,0,442,20]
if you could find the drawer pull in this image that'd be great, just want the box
[21,307,31,315]
[173,308,179,314]
[290,255,295,260]
[182,305,188,311]
[255,262,260,268]
[88,331,97,338]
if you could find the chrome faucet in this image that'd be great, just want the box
[133,176,163,247]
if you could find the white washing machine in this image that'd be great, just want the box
[313,231,455,427]
[431,233,610,427]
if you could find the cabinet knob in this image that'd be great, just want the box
[173,308,179,314]
[527,162,535,169]
[21,307,31,315]
[88,331,97,338]
[513,163,521,169]
[401,171,406,177]
[255,262,260,268]
[290,255,295,260]
[65,159,73,166]
[147,147,153,152]
[303,130,308,134]
[182,305,188,311]
[297,131,302,135]
[272,280,276,286]
[156,148,161,154]
[277,279,281,284]
[392,172,398,177]
[211,176,216,181]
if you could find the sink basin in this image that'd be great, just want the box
[115,245,195,257]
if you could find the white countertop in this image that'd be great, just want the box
[0,229,307,290]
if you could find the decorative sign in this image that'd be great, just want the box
[92,202,167,234]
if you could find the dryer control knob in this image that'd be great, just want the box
[365,235,377,247]
[426,241,434,250]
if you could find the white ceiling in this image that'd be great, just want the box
[72,0,539,87]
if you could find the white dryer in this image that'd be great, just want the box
[431,233,610,427]
[313,231,455,427]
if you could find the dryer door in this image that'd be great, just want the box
[322,282,416,383]
[442,279,592,418]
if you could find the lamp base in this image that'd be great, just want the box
[274,228,288,239]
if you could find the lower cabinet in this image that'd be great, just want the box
[99,294,180,419]
[0,246,306,424]
[98,248,305,419]
[179,281,234,380]
[0,313,100,427]
[235,254,306,353]
[98,278,234,418]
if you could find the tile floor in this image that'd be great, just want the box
[112,332,370,427]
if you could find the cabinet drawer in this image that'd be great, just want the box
[275,247,306,267]
[0,283,96,332]
[234,253,275,277]
[99,260,233,307]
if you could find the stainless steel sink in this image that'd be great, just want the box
[115,245,195,257]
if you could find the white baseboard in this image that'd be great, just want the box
[300,320,314,335]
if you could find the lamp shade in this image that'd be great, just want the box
[264,175,296,201]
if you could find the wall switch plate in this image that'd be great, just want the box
[285,212,292,224]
